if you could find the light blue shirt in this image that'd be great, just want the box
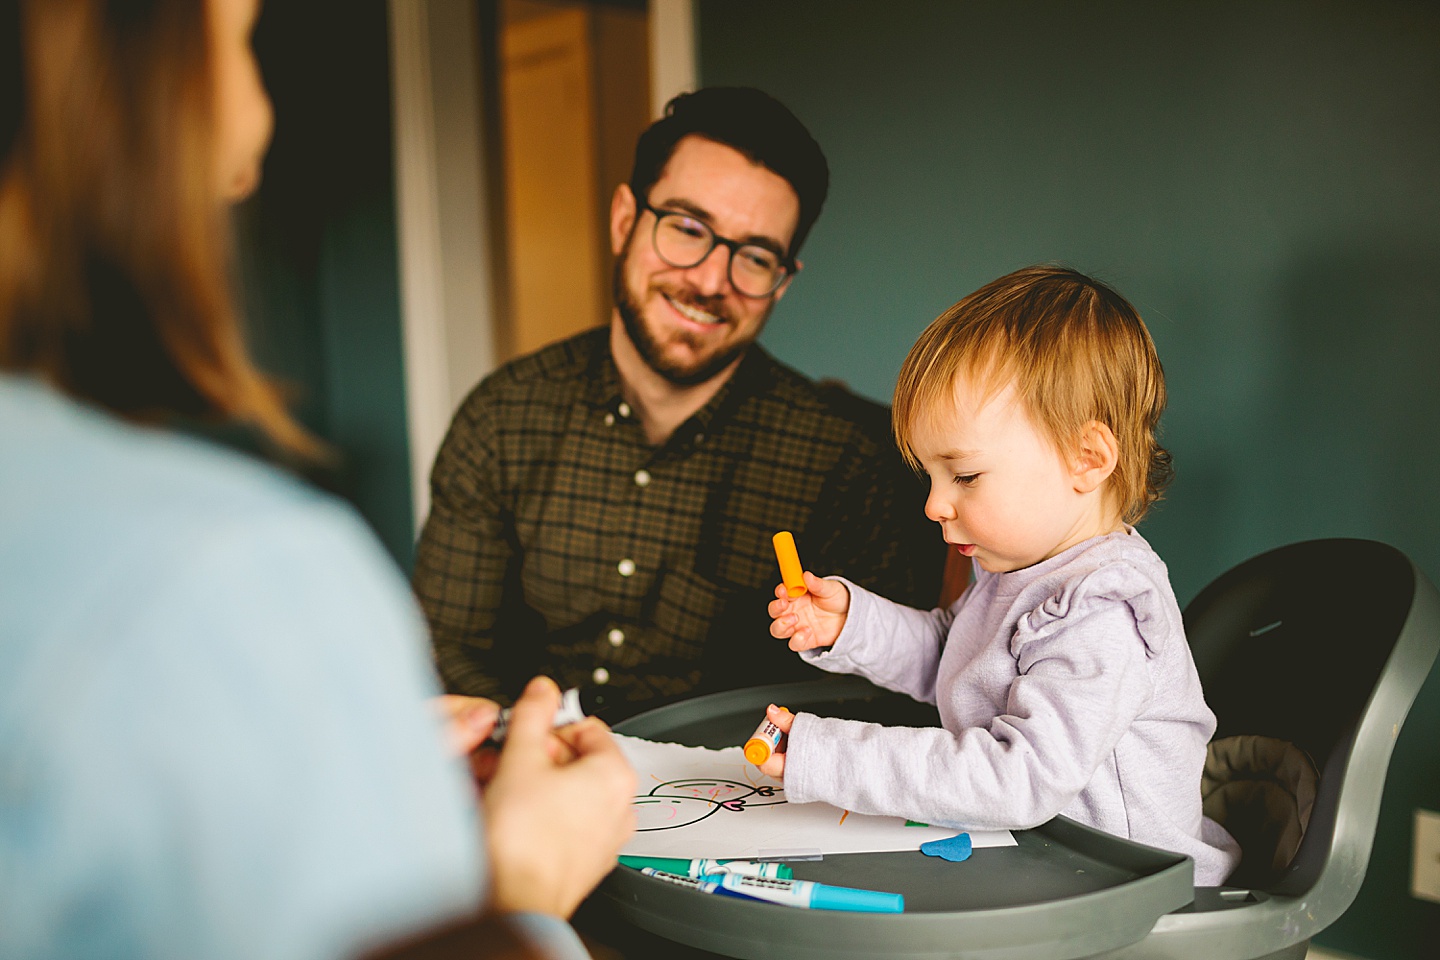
[0,377,583,959]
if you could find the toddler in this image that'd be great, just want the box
[762,265,1240,885]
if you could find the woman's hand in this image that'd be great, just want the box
[481,677,637,919]
[439,691,584,787]
[435,695,501,756]
[768,571,851,651]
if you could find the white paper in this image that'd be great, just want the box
[617,734,1015,859]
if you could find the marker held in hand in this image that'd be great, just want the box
[773,531,806,598]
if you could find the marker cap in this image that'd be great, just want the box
[809,884,905,913]
[773,531,806,598]
[619,855,692,874]
[743,710,787,767]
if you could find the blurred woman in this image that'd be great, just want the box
[0,2,634,958]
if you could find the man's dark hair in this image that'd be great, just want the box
[628,87,830,259]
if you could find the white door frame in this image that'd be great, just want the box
[649,0,698,119]
[388,0,696,532]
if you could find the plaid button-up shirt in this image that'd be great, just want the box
[414,328,945,720]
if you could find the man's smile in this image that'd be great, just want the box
[663,292,724,327]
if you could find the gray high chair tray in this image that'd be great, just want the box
[596,676,1195,960]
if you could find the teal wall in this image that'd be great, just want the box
[699,1,1440,956]
[236,0,416,570]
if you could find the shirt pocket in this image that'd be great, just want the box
[649,564,729,661]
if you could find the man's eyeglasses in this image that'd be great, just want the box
[639,200,795,298]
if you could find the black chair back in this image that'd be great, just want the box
[1184,539,1420,893]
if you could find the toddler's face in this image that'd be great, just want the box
[910,377,1103,574]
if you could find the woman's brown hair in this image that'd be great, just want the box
[894,264,1174,524]
[0,0,312,454]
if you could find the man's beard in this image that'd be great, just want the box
[612,240,767,388]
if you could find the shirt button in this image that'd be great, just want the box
[634,469,651,487]
[604,412,615,427]
[694,433,705,445]
[592,667,611,685]
[617,402,632,419]
[608,628,625,647]
[617,558,636,577]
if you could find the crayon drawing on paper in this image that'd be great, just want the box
[617,735,1015,860]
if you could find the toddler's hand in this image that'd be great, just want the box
[768,571,850,652]
[757,703,795,779]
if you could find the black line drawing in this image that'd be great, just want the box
[633,777,788,832]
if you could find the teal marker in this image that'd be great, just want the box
[700,873,904,913]
[619,855,794,880]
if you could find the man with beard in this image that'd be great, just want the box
[414,87,944,721]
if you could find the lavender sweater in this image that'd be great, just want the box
[786,529,1241,886]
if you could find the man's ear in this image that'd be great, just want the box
[771,258,802,304]
[1071,420,1119,494]
[610,184,637,255]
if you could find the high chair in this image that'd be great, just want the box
[1115,538,1440,959]
[592,538,1440,960]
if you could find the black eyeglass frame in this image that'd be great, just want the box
[638,199,797,299]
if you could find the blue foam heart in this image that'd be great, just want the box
[920,832,973,862]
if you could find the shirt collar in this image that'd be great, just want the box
[585,331,779,444]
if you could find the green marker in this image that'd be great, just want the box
[618,856,794,880]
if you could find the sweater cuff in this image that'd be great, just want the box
[505,912,592,960]
[798,577,874,672]
[781,710,828,806]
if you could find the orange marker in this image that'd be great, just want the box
[773,531,806,598]
[744,708,789,766]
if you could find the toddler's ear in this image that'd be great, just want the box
[1071,420,1119,493]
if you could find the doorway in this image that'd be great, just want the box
[494,0,651,361]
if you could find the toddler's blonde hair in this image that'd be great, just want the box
[893,265,1172,524]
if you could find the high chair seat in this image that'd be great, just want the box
[1202,734,1318,890]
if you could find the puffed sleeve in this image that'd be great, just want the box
[798,577,957,704]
